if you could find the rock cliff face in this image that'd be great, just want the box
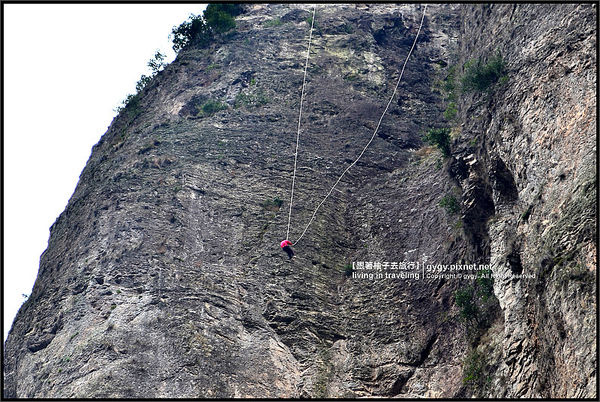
[450,4,597,397]
[3,4,596,398]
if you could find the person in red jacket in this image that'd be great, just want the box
[280,239,295,259]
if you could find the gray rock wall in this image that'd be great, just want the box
[449,4,596,398]
[3,4,596,398]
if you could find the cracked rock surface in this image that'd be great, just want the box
[3,4,596,398]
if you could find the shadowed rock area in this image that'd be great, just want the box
[3,4,596,398]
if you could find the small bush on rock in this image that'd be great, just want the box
[424,127,452,156]
[439,194,460,215]
[461,52,506,93]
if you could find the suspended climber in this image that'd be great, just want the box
[280,239,295,259]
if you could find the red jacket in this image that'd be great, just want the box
[280,240,292,248]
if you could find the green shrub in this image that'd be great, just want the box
[115,51,166,118]
[115,93,142,119]
[199,100,228,117]
[207,3,243,18]
[264,18,282,28]
[463,349,490,391]
[461,53,506,93]
[444,101,457,121]
[455,286,478,321]
[234,90,269,109]
[476,270,494,301]
[204,4,238,33]
[344,264,353,277]
[147,50,166,73]
[423,127,451,156]
[171,14,207,52]
[171,4,243,52]
[439,194,460,214]
[454,272,500,346]
[306,14,321,34]
[135,75,152,93]
[438,65,459,122]
[442,65,458,100]
[136,52,166,92]
[261,197,283,211]
[341,23,354,34]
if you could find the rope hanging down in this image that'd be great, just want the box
[286,6,317,241]
[292,5,428,245]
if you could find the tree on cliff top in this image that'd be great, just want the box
[171,4,244,52]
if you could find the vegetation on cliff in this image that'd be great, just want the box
[171,4,244,52]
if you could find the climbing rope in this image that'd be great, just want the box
[286,5,317,241]
[292,5,428,245]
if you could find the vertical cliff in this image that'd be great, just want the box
[3,4,596,398]
[449,4,597,397]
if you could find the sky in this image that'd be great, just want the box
[3,3,206,341]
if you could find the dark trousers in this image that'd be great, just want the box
[282,245,294,259]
